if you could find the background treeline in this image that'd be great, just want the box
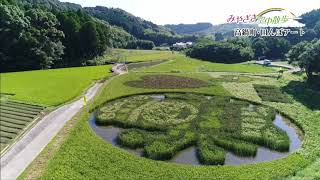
[1,0,197,72]
[186,39,254,63]
[186,36,291,63]
[85,6,198,46]
[126,40,155,50]
[165,23,213,35]
[0,0,135,72]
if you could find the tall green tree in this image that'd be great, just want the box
[287,39,320,79]
[252,38,269,58]
[78,21,100,59]
[0,4,30,72]
[25,8,65,69]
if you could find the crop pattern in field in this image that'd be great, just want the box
[124,74,210,89]
[0,100,45,150]
[254,85,293,103]
[96,93,289,165]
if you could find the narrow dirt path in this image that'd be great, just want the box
[0,83,103,180]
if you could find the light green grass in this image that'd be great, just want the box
[0,65,112,106]
[100,49,177,63]
[289,159,320,179]
[136,55,276,73]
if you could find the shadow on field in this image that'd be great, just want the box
[282,81,320,110]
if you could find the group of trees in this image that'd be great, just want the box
[54,10,132,67]
[185,35,297,64]
[287,39,320,81]
[0,1,134,72]
[126,40,155,50]
[0,0,200,72]
[186,39,254,63]
[252,37,291,59]
[0,4,65,71]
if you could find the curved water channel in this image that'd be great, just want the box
[89,96,303,166]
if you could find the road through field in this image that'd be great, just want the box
[0,82,103,180]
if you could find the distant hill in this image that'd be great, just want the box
[200,23,257,35]
[84,6,197,45]
[165,22,256,37]
[165,23,213,34]
[14,0,197,46]
[300,8,320,29]
[85,6,172,39]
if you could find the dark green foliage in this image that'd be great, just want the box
[186,41,254,63]
[283,81,320,110]
[165,23,213,34]
[212,137,257,157]
[0,4,64,72]
[144,141,176,160]
[300,9,320,30]
[84,6,197,46]
[197,137,225,165]
[0,0,16,5]
[126,40,155,50]
[254,85,293,103]
[54,10,115,67]
[252,37,291,59]
[16,0,82,11]
[144,131,196,160]
[117,129,146,149]
[286,39,320,80]
[0,3,132,72]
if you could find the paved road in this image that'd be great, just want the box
[255,61,301,73]
[0,83,103,180]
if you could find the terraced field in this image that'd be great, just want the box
[0,100,45,151]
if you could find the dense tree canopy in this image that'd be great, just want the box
[252,37,291,59]
[287,39,320,80]
[126,40,155,50]
[0,4,64,71]
[0,2,133,72]
[186,40,254,64]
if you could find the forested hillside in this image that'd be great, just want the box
[165,23,213,34]
[16,0,81,10]
[0,0,134,72]
[85,6,197,46]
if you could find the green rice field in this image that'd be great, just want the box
[0,65,112,106]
